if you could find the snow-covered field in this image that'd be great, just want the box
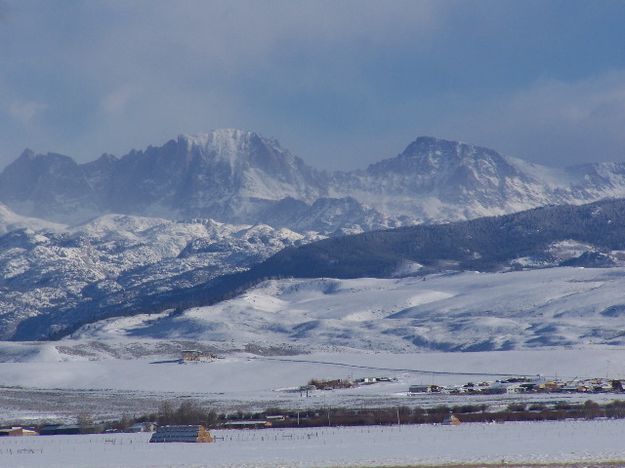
[3,346,625,422]
[2,420,625,467]
[76,267,625,351]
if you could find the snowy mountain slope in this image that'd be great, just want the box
[221,197,625,283]
[0,203,65,235]
[73,267,625,352]
[4,131,625,231]
[8,197,625,341]
[0,213,322,340]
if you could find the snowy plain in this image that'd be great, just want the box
[2,420,625,467]
[3,346,625,422]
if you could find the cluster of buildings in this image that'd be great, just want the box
[292,376,396,395]
[0,427,38,437]
[0,424,85,437]
[0,421,159,438]
[409,376,624,395]
[180,349,218,363]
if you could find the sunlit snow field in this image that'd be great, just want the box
[3,347,625,421]
[1,420,625,467]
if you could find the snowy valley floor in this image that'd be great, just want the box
[3,346,625,422]
[2,420,625,467]
[4,346,625,465]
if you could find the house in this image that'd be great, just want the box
[359,377,378,385]
[149,425,214,443]
[127,422,157,433]
[0,427,37,436]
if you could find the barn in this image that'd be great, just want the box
[149,425,214,443]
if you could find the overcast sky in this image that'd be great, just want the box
[1,0,625,170]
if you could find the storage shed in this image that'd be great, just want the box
[149,425,214,443]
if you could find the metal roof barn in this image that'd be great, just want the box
[149,425,214,443]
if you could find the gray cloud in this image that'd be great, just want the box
[427,71,625,167]
[0,1,7,22]
[1,1,624,171]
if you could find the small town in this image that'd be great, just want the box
[408,376,625,396]
[283,375,625,396]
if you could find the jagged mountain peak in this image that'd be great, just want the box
[174,129,288,164]
[375,135,511,171]
[364,135,522,190]
[178,128,261,146]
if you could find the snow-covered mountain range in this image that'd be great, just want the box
[3,130,625,347]
[3,129,625,233]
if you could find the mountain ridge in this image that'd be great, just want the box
[4,130,625,233]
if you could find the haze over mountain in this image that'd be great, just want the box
[3,129,625,234]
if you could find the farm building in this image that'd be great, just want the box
[127,422,157,433]
[0,427,37,436]
[149,425,214,443]
[223,420,272,429]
